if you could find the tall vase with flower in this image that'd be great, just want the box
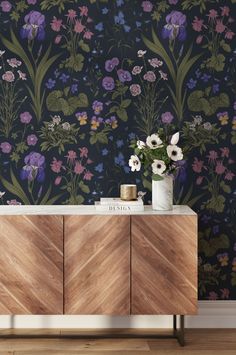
[129,129,184,210]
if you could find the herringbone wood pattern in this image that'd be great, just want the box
[0,216,63,314]
[131,215,197,315]
[64,215,130,315]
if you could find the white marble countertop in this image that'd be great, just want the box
[0,205,196,215]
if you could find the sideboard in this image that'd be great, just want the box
[0,205,197,345]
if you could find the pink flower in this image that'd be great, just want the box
[208,292,218,300]
[66,9,77,22]
[215,161,226,175]
[225,171,235,181]
[196,176,204,185]
[7,58,22,67]
[192,158,204,173]
[220,147,229,158]
[130,84,141,97]
[225,31,235,40]
[55,35,62,44]
[148,58,163,68]
[221,6,230,17]
[2,71,15,82]
[7,199,21,205]
[83,30,93,39]
[196,35,203,44]
[0,142,12,153]
[51,158,63,173]
[84,171,93,180]
[143,71,156,82]
[141,1,153,12]
[159,70,168,80]
[79,6,88,17]
[192,17,204,32]
[74,162,85,175]
[215,20,226,33]
[51,17,63,32]
[79,147,88,158]
[65,150,77,164]
[208,9,218,20]
[55,176,62,186]
[132,66,143,75]
[220,288,229,300]
[207,150,218,162]
[17,70,27,80]
[20,111,32,124]
[0,1,12,12]
[74,20,85,33]
[27,134,38,146]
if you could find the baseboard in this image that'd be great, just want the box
[0,301,235,329]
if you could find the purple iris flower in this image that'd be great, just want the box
[20,152,45,182]
[117,69,132,82]
[20,11,46,41]
[162,11,187,41]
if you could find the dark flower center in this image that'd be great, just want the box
[172,150,177,156]
[157,164,162,169]
[151,140,157,146]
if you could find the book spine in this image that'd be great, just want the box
[95,205,144,212]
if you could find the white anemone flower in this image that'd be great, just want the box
[152,160,166,175]
[129,155,141,172]
[170,132,180,145]
[167,145,183,161]
[146,134,163,149]
[137,140,145,149]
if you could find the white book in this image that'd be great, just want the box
[100,197,143,206]
[95,202,144,212]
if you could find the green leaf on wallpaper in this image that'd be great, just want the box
[231,272,236,287]
[46,90,88,115]
[90,131,108,145]
[220,40,231,53]
[121,99,131,109]
[79,40,90,53]
[199,233,230,257]
[79,182,90,194]
[220,181,231,194]
[188,90,230,116]
[231,132,236,145]
[0,170,30,205]
[116,108,128,121]
[63,54,84,72]
[205,195,226,213]
[205,54,225,72]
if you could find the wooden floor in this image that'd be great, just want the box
[0,329,235,354]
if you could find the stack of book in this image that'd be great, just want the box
[95,197,144,212]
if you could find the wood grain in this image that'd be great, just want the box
[64,215,130,315]
[131,215,197,315]
[0,216,63,314]
[0,329,236,354]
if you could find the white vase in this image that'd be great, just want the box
[152,176,173,211]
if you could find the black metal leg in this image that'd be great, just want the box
[174,315,185,347]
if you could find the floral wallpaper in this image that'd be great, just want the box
[0,0,236,300]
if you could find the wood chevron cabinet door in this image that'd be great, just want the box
[64,215,130,315]
[0,215,63,314]
[131,215,197,315]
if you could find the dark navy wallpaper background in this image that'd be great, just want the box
[0,0,236,300]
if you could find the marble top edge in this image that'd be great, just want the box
[0,205,196,215]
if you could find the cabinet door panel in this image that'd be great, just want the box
[0,216,63,314]
[64,215,130,315]
[131,215,197,315]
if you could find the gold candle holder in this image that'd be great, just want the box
[120,184,137,201]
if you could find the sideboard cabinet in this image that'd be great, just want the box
[0,206,197,316]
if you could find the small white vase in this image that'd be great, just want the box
[152,176,173,211]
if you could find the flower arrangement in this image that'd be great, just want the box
[129,129,184,181]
